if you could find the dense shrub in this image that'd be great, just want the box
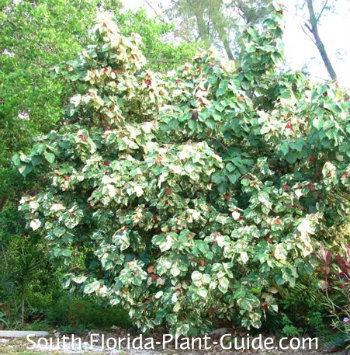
[14,2,350,335]
[0,0,198,329]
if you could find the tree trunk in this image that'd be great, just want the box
[221,37,234,60]
[210,0,234,60]
[0,197,9,212]
[189,0,210,44]
[21,298,24,326]
[306,0,337,80]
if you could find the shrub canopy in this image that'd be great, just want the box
[14,3,350,335]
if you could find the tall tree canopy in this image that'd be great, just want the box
[161,0,347,83]
[164,0,272,59]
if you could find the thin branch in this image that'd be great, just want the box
[316,0,329,23]
[304,21,313,33]
[301,24,316,44]
[142,0,166,22]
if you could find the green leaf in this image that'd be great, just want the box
[216,80,228,97]
[226,162,235,172]
[286,151,297,164]
[218,277,229,293]
[72,275,87,284]
[197,288,208,298]
[44,151,55,163]
[84,281,101,294]
[11,153,20,166]
[280,141,289,155]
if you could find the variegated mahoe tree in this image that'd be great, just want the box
[14,3,350,335]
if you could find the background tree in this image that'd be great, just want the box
[163,0,270,60]
[157,0,348,84]
[299,0,338,80]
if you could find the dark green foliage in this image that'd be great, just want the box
[0,231,130,331]
[323,334,349,352]
[0,231,56,327]
[260,276,334,341]
[279,279,331,338]
[43,296,131,332]
[315,244,350,347]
